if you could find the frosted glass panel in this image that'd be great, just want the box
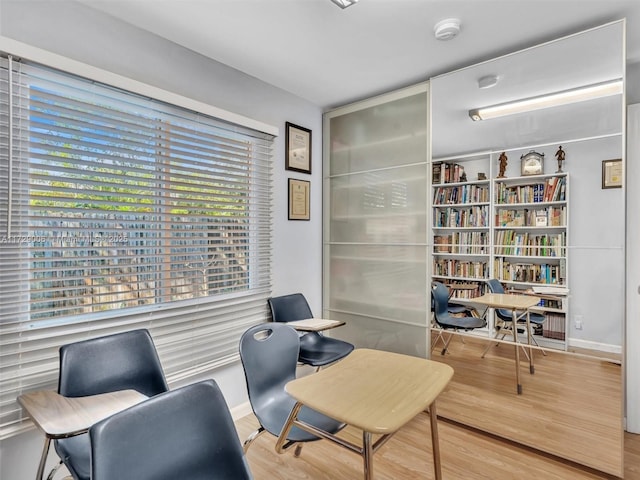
[327,244,427,324]
[329,92,428,176]
[330,164,427,243]
[323,84,429,358]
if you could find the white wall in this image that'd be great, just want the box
[0,1,323,479]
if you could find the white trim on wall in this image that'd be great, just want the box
[0,35,278,137]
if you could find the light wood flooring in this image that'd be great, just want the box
[236,414,640,479]
[430,333,623,475]
[235,333,636,479]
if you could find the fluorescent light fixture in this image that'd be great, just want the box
[330,0,358,8]
[468,79,623,121]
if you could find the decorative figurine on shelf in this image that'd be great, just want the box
[555,145,566,173]
[459,166,467,182]
[497,152,508,178]
[478,172,487,181]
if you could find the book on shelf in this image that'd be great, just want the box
[535,210,548,226]
[434,235,450,252]
[432,162,442,184]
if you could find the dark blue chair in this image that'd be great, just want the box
[52,329,169,480]
[268,293,353,367]
[239,322,345,454]
[431,281,486,355]
[89,380,253,480]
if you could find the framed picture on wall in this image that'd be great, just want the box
[602,158,622,189]
[285,122,312,174]
[288,178,310,220]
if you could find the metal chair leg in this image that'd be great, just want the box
[243,426,265,452]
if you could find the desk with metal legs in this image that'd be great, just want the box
[471,293,540,394]
[18,389,147,480]
[276,348,454,480]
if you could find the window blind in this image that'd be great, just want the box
[0,54,274,439]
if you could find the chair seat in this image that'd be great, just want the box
[496,309,546,325]
[438,315,486,330]
[447,303,470,314]
[255,389,345,442]
[298,332,354,367]
[55,435,90,480]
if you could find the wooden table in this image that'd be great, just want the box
[18,389,147,480]
[286,318,346,332]
[471,293,540,394]
[275,348,454,480]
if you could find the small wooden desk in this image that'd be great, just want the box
[286,318,346,332]
[471,293,540,394]
[18,389,147,480]
[276,349,454,480]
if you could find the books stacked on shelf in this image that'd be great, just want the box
[447,281,485,299]
[434,233,489,254]
[433,162,468,184]
[494,258,566,284]
[495,206,566,227]
[433,184,490,205]
[434,206,488,228]
[494,231,566,256]
[495,175,566,204]
[433,259,488,278]
[543,313,565,340]
[434,235,450,253]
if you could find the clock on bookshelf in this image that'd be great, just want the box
[521,150,544,176]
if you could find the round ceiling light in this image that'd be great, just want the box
[434,18,461,41]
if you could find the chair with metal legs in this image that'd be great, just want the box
[239,322,345,455]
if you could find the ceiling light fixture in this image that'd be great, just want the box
[434,18,461,41]
[468,79,623,121]
[330,0,358,8]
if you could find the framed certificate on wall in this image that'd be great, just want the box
[285,122,312,174]
[288,178,310,220]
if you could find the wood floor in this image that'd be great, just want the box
[235,333,636,479]
[430,333,623,475]
[236,414,640,479]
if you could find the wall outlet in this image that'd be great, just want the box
[574,315,583,330]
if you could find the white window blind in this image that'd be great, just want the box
[0,54,274,438]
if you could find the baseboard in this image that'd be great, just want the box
[231,401,253,421]
[567,337,622,355]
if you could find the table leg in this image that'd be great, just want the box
[36,437,51,480]
[429,401,443,480]
[527,310,535,374]
[512,309,522,394]
[363,431,373,480]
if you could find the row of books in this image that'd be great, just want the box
[434,232,489,254]
[542,313,566,340]
[432,162,467,184]
[495,258,566,284]
[495,206,566,227]
[433,206,489,228]
[494,231,566,257]
[495,176,566,204]
[433,259,489,278]
[433,184,489,205]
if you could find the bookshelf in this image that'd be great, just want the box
[431,154,491,300]
[493,172,569,347]
[431,153,570,349]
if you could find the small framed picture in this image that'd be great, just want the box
[602,159,622,189]
[288,178,310,221]
[285,122,312,174]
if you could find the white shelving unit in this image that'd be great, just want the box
[430,152,570,349]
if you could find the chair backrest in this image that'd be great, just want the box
[268,293,313,323]
[58,329,168,398]
[485,279,512,320]
[89,380,253,480]
[431,281,452,325]
[239,323,299,430]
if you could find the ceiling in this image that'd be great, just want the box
[80,0,640,110]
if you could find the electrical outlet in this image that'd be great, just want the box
[574,315,583,330]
